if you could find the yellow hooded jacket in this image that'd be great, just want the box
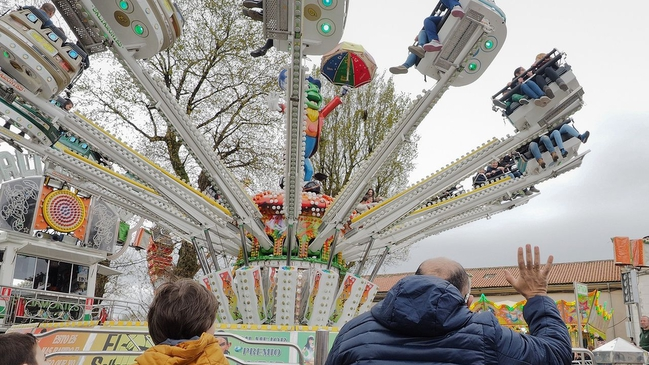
[134,333,229,365]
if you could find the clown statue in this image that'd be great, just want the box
[273,70,348,185]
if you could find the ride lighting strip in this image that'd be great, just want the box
[282,0,308,256]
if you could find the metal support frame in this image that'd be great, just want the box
[282,0,306,261]
[354,237,375,276]
[204,229,221,271]
[192,237,211,274]
[286,223,293,266]
[368,247,389,281]
[314,329,330,365]
[326,228,340,269]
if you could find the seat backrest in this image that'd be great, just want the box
[64,42,89,68]
[21,6,51,25]
[47,25,67,43]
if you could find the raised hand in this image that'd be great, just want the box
[504,244,553,299]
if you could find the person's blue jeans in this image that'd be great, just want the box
[403,29,428,68]
[549,124,580,152]
[529,135,555,160]
[521,81,545,99]
[423,16,442,44]
[441,0,461,11]
[424,0,461,41]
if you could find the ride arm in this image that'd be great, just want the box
[336,137,503,253]
[74,0,272,248]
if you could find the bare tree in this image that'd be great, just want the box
[313,72,419,198]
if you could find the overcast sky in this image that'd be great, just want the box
[335,0,649,273]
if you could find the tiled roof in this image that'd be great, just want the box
[371,260,621,292]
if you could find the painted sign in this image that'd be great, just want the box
[12,323,340,364]
[0,150,43,182]
[0,287,11,320]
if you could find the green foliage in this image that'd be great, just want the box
[173,241,201,279]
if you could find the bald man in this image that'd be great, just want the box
[325,245,572,365]
[639,315,649,351]
[40,3,56,18]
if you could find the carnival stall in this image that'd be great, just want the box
[470,290,613,346]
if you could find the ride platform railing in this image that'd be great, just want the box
[0,285,147,330]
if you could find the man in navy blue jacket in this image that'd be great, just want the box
[325,245,572,365]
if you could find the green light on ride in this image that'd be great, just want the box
[468,62,478,71]
[119,1,129,10]
[320,22,332,34]
[134,24,144,35]
[2,51,9,58]
[322,0,333,7]
[484,40,494,49]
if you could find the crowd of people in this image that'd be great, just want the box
[472,152,538,198]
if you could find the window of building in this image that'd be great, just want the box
[13,255,89,295]
[13,255,36,288]
[483,273,496,279]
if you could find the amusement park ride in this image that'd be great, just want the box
[0,0,589,333]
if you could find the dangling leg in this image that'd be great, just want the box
[251,38,274,58]
[423,16,443,52]
[539,135,558,162]
[529,142,546,168]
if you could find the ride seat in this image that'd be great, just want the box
[64,42,90,69]
[46,25,68,43]
[21,6,51,26]
[18,6,68,43]
[500,64,571,116]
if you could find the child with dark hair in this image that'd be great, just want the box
[134,279,228,365]
[0,332,47,365]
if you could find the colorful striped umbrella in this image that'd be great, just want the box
[320,42,377,88]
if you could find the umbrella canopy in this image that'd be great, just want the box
[320,42,377,88]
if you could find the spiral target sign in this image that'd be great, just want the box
[42,190,86,233]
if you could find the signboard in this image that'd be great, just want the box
[612,236,649,267]
[12,322,339,364]
[0,287,11,320]
[574,282,588,348]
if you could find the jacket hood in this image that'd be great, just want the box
[371,275,472,337]
[135,333,228,365]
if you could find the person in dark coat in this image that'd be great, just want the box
[324,245,572,365]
